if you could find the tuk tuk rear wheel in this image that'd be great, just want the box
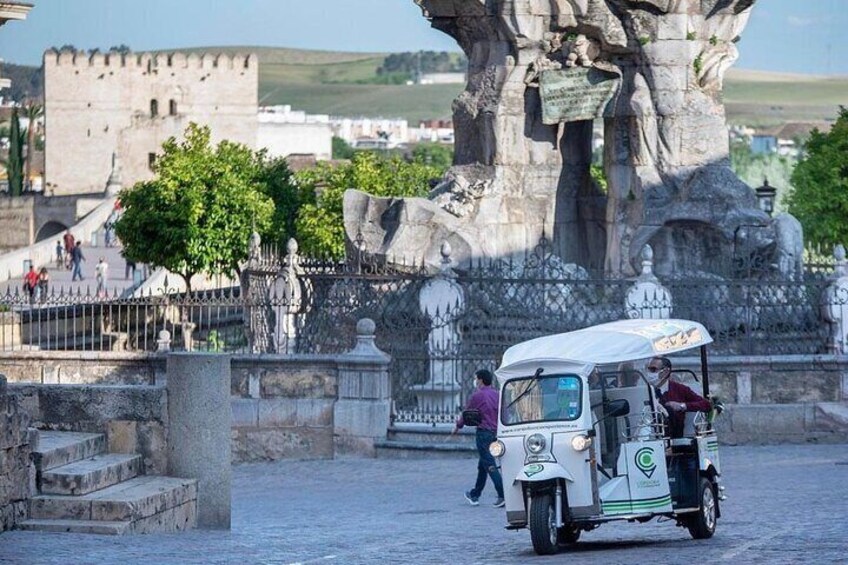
[529,494,559,555]
[685,477,717,539]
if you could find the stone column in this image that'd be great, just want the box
[334,319,391,456]
[0,375,35,532]
[625,245,672,320]
[822,245,848,354]
[166,354,231,529]
[413,243,466,414]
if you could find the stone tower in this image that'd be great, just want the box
[43,50,258,196]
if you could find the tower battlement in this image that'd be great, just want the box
[43,49,258,71]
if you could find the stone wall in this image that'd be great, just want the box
[0,376,35,532]
[0,351,163,386]
[675,355,848,444]
[0,197,34,254]
[44,50,258,196]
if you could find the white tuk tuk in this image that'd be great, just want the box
[490,319,724,555]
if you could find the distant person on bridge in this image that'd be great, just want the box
[55,241,64,269]
[63,231,75,270]
[23,266,39,304]
[38,268,50,303]
[71,242,85,281]
[95,257,109,297]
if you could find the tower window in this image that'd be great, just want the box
[150,99,159,118]
[148,153,157,171]
[169,99,178,116]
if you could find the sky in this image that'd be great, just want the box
[0,0,846,75]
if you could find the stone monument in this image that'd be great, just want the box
[344,0,795,278]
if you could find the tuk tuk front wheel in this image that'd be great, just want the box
[685,477,717,539]
[529,494,559,555]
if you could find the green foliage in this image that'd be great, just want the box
[686,31,697,41]
[378,51,467,77]
[638,36,651,46]
[590,164,608,193]
[115,124,273,292]
[693,55,704,76]
[7,108,24,197]
[785,107,848,248]
[332,136,356,160]
[730,140,796,214]
[256,157,311,247]
[709,35,719,46]
[411,143,453,170]
[293,152,444,258]
[23,101,43,188]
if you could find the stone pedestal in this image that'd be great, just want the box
[166,354,231,529]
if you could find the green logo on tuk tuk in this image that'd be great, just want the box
[524,464,544,478]
[635,447,657,479]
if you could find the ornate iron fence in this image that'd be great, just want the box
[4,238,848,424]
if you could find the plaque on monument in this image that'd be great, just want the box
[540,67,619,124]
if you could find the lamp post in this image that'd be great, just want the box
[755,178,777,217]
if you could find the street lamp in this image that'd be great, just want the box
[755,178,777,217]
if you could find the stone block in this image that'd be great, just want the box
[256,398,296,427]
[137,422,167,476]
[295,399,334,427]
[261,367,336,399]
[231,428,334,462]
[334,400,391,439]
[106,420,138,455]
[231,398,259,427]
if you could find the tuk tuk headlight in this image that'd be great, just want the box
[526,434,547,454]
[571,434,592,452]
[489,440,506,458]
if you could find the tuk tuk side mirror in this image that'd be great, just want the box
[606,398,630,419]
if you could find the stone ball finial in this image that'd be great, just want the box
[158,329,171,341]
[356,318,376,336]
[641,245,654,261]
[440,241,452,262]
[287,238,299,256]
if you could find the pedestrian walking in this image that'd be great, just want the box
[95,257,109,297]
[71,242,85,281]
[37,267,50,303]
[55,240,64,269]
[453,368,505,508]
[63,230,75,270]
[23,265,39,304]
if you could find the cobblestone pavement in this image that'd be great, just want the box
[2,444,846,564]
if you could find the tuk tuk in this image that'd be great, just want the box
[490,319,724,555]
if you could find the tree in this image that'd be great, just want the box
[332,136,356,160]
[22,100,43,191]
[411,142,453,170]
[256,157,311,247]
[7,107,24,197]
[293,152,444,258]
[115,124,273,293]
[785,107,848,249]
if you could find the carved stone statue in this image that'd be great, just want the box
[343,0,796,277]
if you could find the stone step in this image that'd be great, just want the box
[375,439,476,459]
[17,518,132,535]
[40,454,142,496]
[30,475,197,525]
[33,431,106,472]
[388,424,475,445]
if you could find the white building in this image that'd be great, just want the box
[257,105,332,161]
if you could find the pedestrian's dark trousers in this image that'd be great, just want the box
[470,428,504,499]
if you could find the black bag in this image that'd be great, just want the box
[462,409,482,427]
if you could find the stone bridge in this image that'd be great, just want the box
[0,192,109,254]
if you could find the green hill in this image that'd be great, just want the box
[7,47,846,126]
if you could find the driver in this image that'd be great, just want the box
[646,357,711,438]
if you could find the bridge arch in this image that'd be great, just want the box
[36,221,69,243]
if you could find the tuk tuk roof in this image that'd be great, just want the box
[497,319,712,380]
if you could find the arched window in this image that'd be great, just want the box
[169,99,178,116]
[150,99,159,117]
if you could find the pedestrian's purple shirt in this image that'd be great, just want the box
[456,385,499,432]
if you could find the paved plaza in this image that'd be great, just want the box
[1,444,846,564]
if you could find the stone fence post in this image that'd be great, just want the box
[333,318,392,456]
[413,242,466,414]
[625,245,672,320]
[823,245,848,354]
[0,375,36,532]
[166,354,231,529]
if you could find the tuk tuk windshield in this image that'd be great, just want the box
[501,374,583,425]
